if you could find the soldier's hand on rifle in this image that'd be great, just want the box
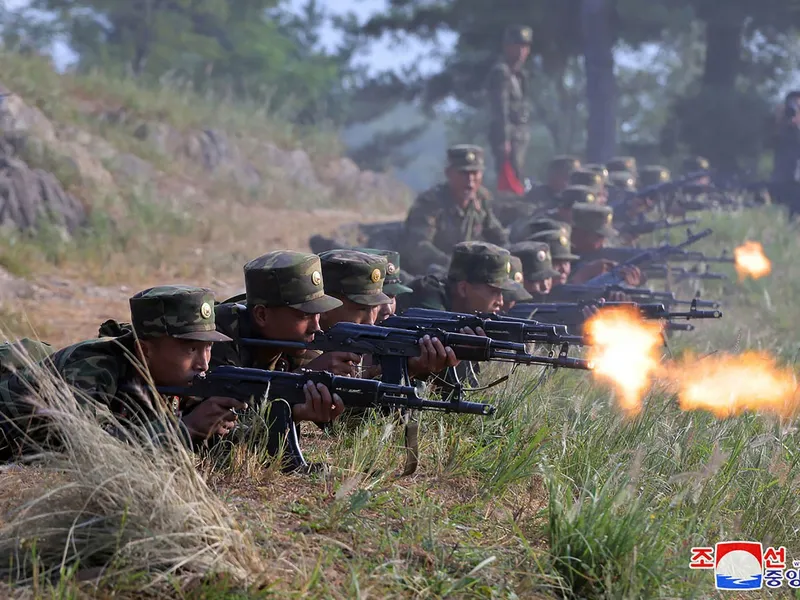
[620,265,644,286]
[408,334,459,377]
[181,396,247,441]
[292,381,344,423]
[581,304,601,321]
[569,259,615,284]
[608,291,630,302]
[305,351,362,377]
[459,326,487,337]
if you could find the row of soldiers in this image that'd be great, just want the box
[0,242,548,473]
[0,143,717,473]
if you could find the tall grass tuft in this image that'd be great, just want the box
[0,345,267,592]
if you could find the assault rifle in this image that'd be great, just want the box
[642,264,728,282]
[382,307,586,346]
[547,283,720,309]
[584,228,714,287]
[617,217,698,237]
[239,321,593,386]
[508,299,722,333]
[155,365,494,473]
[591,245,735,265]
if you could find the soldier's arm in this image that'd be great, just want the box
[487,65,511,148]
[402,195,451,271]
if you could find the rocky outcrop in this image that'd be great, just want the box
[0,138,86,233]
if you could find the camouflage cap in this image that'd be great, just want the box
[568,169,604,192]
[129,285,231,342]
[639,165,671,188]
[682,156,710,173]
[608,170,637,192]
[447,241,518,291]
[447,144,484,172]
[510,242,560,282]
[529,229,580,262]
[560,185,598,207]
[244,250,342,314]
[504,24,533,45]
[607,156,637,174]
[572,203,616,237]
[354,247,413,296]
[584,163,610,182]
[548,155,581,174]
[520,217,572,240]
[319,249,391,306]
[504,255,534,303]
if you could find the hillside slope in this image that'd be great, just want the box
[0,52,410,347]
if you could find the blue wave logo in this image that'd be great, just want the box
[716,574,762,590]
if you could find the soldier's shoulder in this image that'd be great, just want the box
[53,336,137,382]
[399,275,449,312]
[213,301,246,341]
[408,184,448,214]
[488,60,513,79]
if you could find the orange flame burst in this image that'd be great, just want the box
[584,306,664,417]
[669,352,800,419]
[734,241,771,280]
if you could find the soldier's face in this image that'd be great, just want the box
[524,278,552,295]
[140,337,212,386]
[253,305,320,356]
[553,260,571,285]
[456,282,504,313]
[377,296,396,322]
[446,167,482,203]
[505,43,531,65]
[321,296,379,328]
[572,230,605,253]
[549,170,570,192]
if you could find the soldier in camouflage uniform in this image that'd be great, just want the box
[354,248,414,322]
[402,145,509,274]
[565,204,643,291]
[0,286,242,461]
[510,215,572,244]
[509,241,561,300]
[402,242,518,313]
[529,229,580,286]
[519,155,582,216]
[501,255,534,311]
[568,169,607,204]
[487,25,533,183]
[211,251,354,472]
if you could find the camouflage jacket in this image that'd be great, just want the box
[402,184,509,274]
[0,334,177,460]
[212,302,316,372]
[486,60,531,148]
[398,275,452,313]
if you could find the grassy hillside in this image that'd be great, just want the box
[0,50,797,600]
[0,205,796,599]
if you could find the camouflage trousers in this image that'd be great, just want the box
[492,132,530,183]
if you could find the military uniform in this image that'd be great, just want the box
[354,249,414,298]
[529,229,580,263]
[509,241,560,301]
[402,145,509,274]
[503,156,582,227]
[0,285,230,460]
[487,25,533,182]
[569,203,618,272]
[510,216,572,244]
[568,169,605,197]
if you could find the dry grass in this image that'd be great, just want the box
[0,346,268,595]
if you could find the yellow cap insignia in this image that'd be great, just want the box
[536,250,547,262]
[521,28,532,41]
[587,194,595,203]
[627,179,634,187]
[559,235,568,246]
[370,268,382,283]
[506,261,511,273]
[311,270,322,286]
[200,302,212,319]
[465,151,476,163]
[514,271,524,283]
[660,171,669,181]
[607,214,613,224]
[386,262,396,275]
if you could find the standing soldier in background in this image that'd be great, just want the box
[487,25,533,185]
